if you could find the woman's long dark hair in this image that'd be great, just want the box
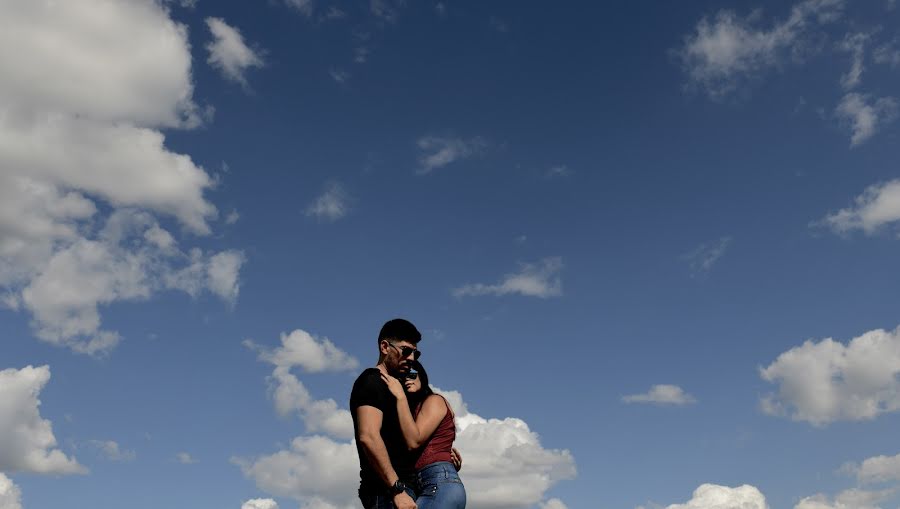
[407,360,434,412]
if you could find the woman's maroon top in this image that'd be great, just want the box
[414,395,456,470]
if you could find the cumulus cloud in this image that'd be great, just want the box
[0,475,22,509]
[835,93,898,146]
[540,499,569,509]
[237,386,576,509]
[677,0,844,98]
[176,452,197,464]
[623,385,697,406]
[246,330,360,439]
[795,488,894,509]
[760,325,900,426]
[453,257,563,299]
[844,452,900,484]
[17,210,244,355]
[416,136,487,174]
[665,484,769,509]
[444,387,577,509]
[242,498,280,509]
[0,0,242,354]
[0,366,85,474]
[234,435,360,509]
[821,179,900,235]
[683,237,732,274]
[0,0,200,128]
[306,182,350,222]
[250,329,359,373]
[205,18,264,88]
[88,440,136,462]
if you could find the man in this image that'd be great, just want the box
[351,318,423,509]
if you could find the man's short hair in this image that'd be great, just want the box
[378,318,422,344]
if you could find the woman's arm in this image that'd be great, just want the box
[379,374,447,450]
[400,394,448,450]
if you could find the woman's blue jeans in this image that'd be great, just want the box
[415,461,466,509]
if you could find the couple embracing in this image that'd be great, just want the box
[350,318,466,509]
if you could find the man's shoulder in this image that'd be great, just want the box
[350,368,386,404]
[353,367,381,385]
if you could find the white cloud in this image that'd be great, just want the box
[665,484,769,509]
[835,93,898,146]
[416,136,487,174]
[207,250,246,304]
[623,385,697,406]
[838,32,870,90]
[545,165,573,179]
[225,210,240,225]
[322,7,346,20]
[540,499,569,509]
[88,440,136,462]
[251,329,360,373]
[0,115,215,232]
[237,386,576,509]
[284,0,314,17]
[234,435,360,509]
[821,179,900,234]
[431,387,577,509]
[760,325,900,426]
[242,498,279,509]
[306,182,350,222]
[371,0,406,23]
[795,488,894,509]
[0,474,22,509]
[267,367,355,439]
[354,46,370,64]
[329,69,350,84]
[678,0,844,98]
[453,257,563,299]
[205,18,264,87]
[0,366,85,474]
[844,453,900,484]
[19,211,244,355]
[0,0,242,354]
[176,452,197,464]
[0,0,200,128]
[874,41,900,67]
[683,237,732,274]
[246,330,360,439]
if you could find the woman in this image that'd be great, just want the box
[381,360,466,509]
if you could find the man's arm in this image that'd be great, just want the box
[356,405,397,485]
[355,405,416,509]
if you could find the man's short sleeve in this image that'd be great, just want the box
[350,369,389,412]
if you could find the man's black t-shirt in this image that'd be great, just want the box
[350,368,416,494]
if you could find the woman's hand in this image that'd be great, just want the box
[380,372,407,401]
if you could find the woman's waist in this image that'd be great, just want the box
[414,447,453,470]
[416,461,461,483]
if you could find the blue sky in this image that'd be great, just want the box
[3,1,900,509]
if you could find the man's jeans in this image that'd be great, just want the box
[414,461,466,509]
[359,487,416,509]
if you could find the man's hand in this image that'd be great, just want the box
[393,491,417,509]
[450,447,462,471]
